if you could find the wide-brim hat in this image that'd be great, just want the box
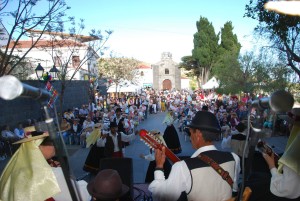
[236,122,247,132]
[13,127,49,144]
[115,108,122,113]
[87,169,129,200]
[187,111,221,133]
[109,121,118,128]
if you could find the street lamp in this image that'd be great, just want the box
[35,63,59,82]
[49,65,59,79]
[35,63,44,78]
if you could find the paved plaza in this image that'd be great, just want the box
[0,111,288,185]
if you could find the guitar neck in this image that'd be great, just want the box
[139,129,180,164]
[164,145,180,164]
[257,141,280,167]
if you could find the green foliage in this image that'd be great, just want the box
[178,56,200,78]
[193,17,219,67]
[211,21,242,93]
[192,17,219,70]
[214,53,244,94]
[98,57,140,87]
[245,0,300,77]
[218,21,241,57]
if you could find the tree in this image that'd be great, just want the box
[37,19,112,113]
[178,55,200,85]
[245,0,300,78]
[212,21,242,93]
[239,49,292,94]
[98,57,140,97]
[192,17,219,87]
[0,0,71,76]
[218,21,241,57]
[214,53,244,94]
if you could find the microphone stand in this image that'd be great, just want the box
[42,103,82,201]
[237,107,265,201]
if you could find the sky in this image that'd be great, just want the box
[63,0,259,64]
[3,0,260,64]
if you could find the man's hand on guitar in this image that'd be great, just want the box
[262,152,276,169]
[155,146,166,168]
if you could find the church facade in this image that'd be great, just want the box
[152,52,181,91]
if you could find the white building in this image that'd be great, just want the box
[4,30,99,80]
[181,76,190,90]
[137,64,153,88]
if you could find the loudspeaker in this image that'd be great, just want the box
[99,157,133,201]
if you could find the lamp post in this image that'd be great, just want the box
[35,63,59,82]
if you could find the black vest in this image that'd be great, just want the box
[104,133,123,157]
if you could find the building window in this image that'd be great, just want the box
[54,56,62,67]
[141,71,144,76]
[72,56,80,67]
[165,68,169,74]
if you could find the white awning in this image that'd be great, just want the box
[201,77,219,89]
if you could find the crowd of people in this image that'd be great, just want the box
[0,87,299,201]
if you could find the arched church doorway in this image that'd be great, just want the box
[162,79,172,90]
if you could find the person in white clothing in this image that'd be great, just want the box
[149,111,240,201]
[96,121,136,158]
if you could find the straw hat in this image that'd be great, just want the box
[13,127,48,144]
[94,123,102,128]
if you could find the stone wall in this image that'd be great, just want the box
[0,80,90,128]
[152,52,181,91]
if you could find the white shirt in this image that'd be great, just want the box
[83,120,94,130]
[96,131,136,152]
[52,167,91,201]
[270,165,300,199]
[14,128,24,138]
[1,130,15,138]
[148,145,240,201]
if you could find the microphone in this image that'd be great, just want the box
[0,75,51,101]
[251,90,294,113]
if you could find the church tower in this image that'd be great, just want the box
[152,52,181,91]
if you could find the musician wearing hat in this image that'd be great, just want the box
[0,128,90,201]
[149,111,240,201]
[96,121,137,158]
[87,169,129,201]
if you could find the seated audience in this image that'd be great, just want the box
[1,125,19,142]
[80,116,95,147]
[69,118,82,145]
[13,122,25,139]
[60,118,71,145]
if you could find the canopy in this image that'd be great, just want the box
[201,77,219,90]
[107,82,140,93]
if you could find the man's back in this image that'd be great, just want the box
[184,150,236,201]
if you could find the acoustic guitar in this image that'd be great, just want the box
[256,140,280,167]
[139,129,180,164]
